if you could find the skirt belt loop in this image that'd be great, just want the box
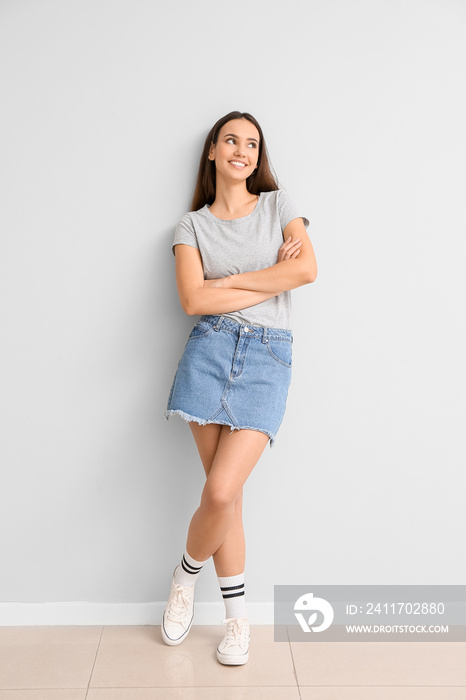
[262,326,268,343]
[214,316,223,332]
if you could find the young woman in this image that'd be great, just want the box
[162,110,317,665]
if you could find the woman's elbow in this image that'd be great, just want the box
[299,262,318,285]
[307,265,318,283]
[177,284,204,315]
[179,295,198,316]
[184,302,200,316]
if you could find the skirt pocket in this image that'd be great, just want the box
[266,338,293,368]
[187,320,214,340]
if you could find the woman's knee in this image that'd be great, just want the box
[201,481,239,513]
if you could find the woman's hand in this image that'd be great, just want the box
[278,236,302,262]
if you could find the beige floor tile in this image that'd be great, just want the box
[291,642,466,686]
[299,689,466,700]
[0,627,102,645]
[90,625,297,688]
[88,688,301,700]
[0,692,86,700]
[0,627,102,690]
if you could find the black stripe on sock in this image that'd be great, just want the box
[223,591,245,599]
[220,583,244,591]
[181,556,203,574]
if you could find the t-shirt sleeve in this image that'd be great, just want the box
[172,212,199,255]
[277,189,310,231]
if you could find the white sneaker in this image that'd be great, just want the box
[161,566,195,646]
[216,617,250,665]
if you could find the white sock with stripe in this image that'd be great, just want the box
[218,572,247,619]
[173,549,208,587]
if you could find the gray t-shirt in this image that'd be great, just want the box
[172,189,310,330]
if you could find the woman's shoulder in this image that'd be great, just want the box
[260,189,280,200]
[176,204,208,227]
[260,188,293,204]
[180,204,209,224]
[259,189,298,212]
[175,210,193,228]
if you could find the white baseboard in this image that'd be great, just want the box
[0,601,274,626]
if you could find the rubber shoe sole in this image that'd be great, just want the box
[216,645,249,665]
[161,611,194,645]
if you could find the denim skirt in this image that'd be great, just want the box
[164,315,293,446]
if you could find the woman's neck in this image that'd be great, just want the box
[210,178,257,218]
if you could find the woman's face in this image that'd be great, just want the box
[208,118,260,182]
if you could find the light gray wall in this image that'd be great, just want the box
[1,0,465,623]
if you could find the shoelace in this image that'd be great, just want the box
[166,584,193,623]
[221,617,249,650]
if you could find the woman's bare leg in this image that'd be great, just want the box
[213,488,244,576]
[189,423,245,576]
[186,424,269,567]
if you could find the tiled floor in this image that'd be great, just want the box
[0,625,465,699]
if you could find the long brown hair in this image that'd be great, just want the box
[190,111,279,212]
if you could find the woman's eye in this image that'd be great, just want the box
[226,138,257,148]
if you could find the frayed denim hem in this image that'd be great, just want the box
[164,409,275,447]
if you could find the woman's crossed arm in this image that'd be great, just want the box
[205,217,317,294]
[174,245,280,316]
[174,217,317,316]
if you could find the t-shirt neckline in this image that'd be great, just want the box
[204,192,263,222]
